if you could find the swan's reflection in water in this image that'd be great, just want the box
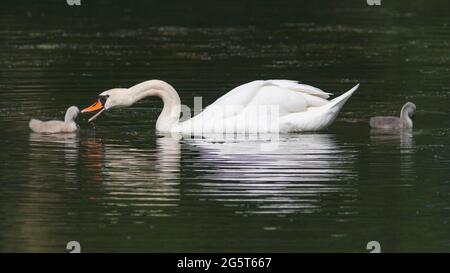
[88,133,358,217]
[182,133,358,215]
[21,131,360,251]
[98,135,181,218]
[27,133,358,220]
[27,133,181,224]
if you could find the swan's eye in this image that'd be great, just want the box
[98,95,109,105]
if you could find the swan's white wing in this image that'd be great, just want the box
[204,80,330,111]
[204,80,266,109]
[265,80,331,99]
[179,80,332,133]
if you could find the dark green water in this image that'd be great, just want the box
[1,0,450,252]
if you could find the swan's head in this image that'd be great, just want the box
[81,88,131,122]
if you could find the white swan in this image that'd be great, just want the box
[81,80,359,133]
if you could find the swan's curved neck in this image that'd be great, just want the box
[128,80,181,132]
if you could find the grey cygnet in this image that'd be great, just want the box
[370,102,416,129]
[29,106,80,134]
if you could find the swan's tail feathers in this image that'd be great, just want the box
[326,83,359,113]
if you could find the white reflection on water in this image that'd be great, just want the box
[27,133,182,221]
[181,133,359,215]
[78,133,358,216]
[26,133,359,220]
[98,135,181,218]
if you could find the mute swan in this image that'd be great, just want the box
[370,102,416,129]
[29,106,80,134]
[82,80,359,133]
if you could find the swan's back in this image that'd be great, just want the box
[208,80,331,109]
[176,80,358,133]
[198,80,331,119]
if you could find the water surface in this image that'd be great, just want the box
[1,0,450,252]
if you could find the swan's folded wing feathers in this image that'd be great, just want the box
[209,80,330,109]
[265,80,332,99]
[199,79,331,121]
[204,80,266,109]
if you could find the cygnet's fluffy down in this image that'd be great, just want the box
[29,106,80,134]
[370,102,416,129]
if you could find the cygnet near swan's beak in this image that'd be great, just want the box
[29,106,80,134]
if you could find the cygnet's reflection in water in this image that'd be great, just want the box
[180,133,358,215]
[369,128,414,149]
[29,132,79,163]
[29,133,80,180]
[369,128,416,180]
[21,133,80,252]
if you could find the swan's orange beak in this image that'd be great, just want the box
[81,100,104,113]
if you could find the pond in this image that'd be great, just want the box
[0,0,449,252]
